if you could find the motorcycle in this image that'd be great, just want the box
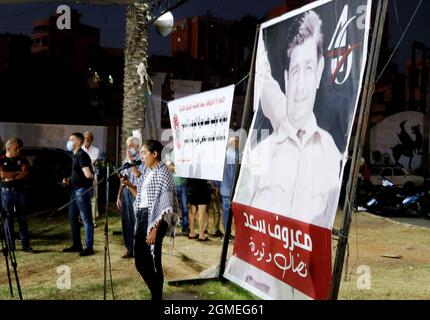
[365,176,430,218]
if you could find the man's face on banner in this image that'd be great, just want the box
[284,36,324,131]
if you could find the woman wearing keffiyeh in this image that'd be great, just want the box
[121,139,179,300]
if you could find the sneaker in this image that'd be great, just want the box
[22,246,35,253]
[79,248,94,257]
[357,206,367,212]
[63,245,83,253]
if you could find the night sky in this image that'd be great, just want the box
[0,0,429,69]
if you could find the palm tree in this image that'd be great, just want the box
[121,2,151,162]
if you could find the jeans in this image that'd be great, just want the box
[121,188,136,256]
[221,195,231,232]
[134,208,168,300]
[69,187,94,250]
[0,187,30,248]
[175,185,189,231]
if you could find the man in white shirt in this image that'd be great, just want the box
[236,10,341,229]
[82,131,100,227]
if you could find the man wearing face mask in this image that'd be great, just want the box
[62,132,95,256]
[0,138,34,253]
[116,136,143,258]
[220,137,239,234]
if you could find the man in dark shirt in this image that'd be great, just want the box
[62,132,95,256]
[0,138,34,253]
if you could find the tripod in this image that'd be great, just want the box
[0,197,23,300]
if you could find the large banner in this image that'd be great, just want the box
[168,85,235,181]
[224,0,372,299]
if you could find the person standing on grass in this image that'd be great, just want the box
[121,140,178,300]
[116,136,143,258]
[187,178,211,241]
[0,138,34,253]
[207,180,223,238]
[82,131,100,228]
[62,132,95,257]
[220,136,239,235]
[164,147,189,234]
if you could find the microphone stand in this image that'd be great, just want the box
[101,160,141,300]
[103,164,115,300]
[48,160,141,299]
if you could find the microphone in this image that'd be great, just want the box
[122,160,142,170]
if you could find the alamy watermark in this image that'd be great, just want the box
[56,5,71,30]
[56,265,71,290]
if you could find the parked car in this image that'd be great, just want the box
[20,147,73,211]
[370,166,425,192]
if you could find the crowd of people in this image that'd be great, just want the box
[163,136,239,242]
[0,131,238,300]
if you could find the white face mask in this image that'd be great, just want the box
[129,147,137,156]
[66,140,74,152]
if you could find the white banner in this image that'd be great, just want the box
[167,85,235,181]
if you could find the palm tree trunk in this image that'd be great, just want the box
[121,2,150,162]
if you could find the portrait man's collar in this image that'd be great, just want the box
[276,113,321,145]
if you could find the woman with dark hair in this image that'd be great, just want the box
[121,139,179,300]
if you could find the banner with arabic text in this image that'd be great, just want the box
[224,0,372,300]
[168,85,235,181]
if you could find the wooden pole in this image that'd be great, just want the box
[329,0,388,300]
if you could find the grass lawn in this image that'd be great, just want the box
[0,206,255,300]
[1,206,429,300]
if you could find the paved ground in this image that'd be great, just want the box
[389,217,430,228]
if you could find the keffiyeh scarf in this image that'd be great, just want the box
[134,161,179,237]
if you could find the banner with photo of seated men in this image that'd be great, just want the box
[224,0,372,300]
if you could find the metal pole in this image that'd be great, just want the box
[218,25,260,280]
[103,164,109,300]
[329,0,388,300]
